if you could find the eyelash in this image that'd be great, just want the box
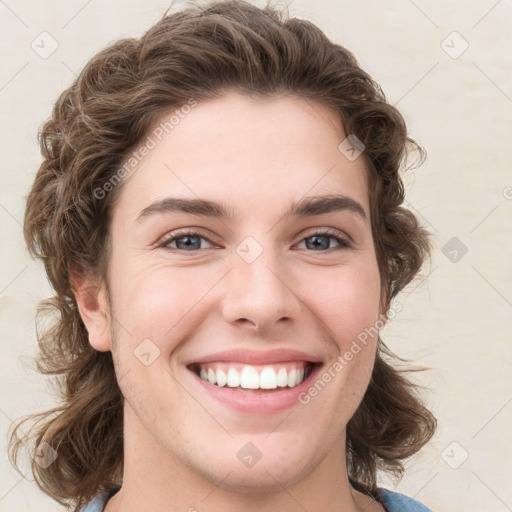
[157,228,352,253]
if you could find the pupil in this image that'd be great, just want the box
[177,235,200,250]
[307,235,329,250]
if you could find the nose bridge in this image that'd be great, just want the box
[221,235,301,330]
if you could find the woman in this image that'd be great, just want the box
[9,2,436,511]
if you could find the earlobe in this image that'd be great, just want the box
[70,269,112,352]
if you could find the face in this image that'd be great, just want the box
[81,92,384,491]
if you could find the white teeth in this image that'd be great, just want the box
[227,367,240,387]
[287,368,297,387]
[196,363,310,390]
[276,367,288,387]
[216,368,227,387]
[207,368,217,385]
[240,366,259,389]
[259,366,277,389]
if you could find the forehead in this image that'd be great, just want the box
[113,92,370,222]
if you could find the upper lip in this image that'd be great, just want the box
[186,348,323,366]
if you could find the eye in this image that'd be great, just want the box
[159,230,214,251]
[296,229,351,251]
[157,228,351,253]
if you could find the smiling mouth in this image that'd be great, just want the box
[187,361,318,393]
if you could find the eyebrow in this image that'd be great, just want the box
[136,194,367,223]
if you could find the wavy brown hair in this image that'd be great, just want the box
[8,1,436,509]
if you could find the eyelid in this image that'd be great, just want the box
[295,227,352,250]
[157,227,352,252]
[157,228,217,249]
[299,227,351,243]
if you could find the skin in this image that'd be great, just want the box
[74,92,387,512]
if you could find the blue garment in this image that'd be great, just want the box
[379,488,432,511]
[79,488,119,512]
[79,487,432,511]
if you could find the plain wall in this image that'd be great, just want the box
[1,1,511,510]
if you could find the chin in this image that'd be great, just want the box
[178,432,323,493]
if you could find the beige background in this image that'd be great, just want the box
[1,1,511,511]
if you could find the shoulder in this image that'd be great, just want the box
[377,487,433,512]
[78,488,120,512]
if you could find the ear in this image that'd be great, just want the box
[70,269,112,352]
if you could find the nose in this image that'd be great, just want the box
[220,242,302,334]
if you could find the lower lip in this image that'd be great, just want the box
[189,364,322,414]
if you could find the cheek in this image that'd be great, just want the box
[108,259,216,348]
[299,260,381,414]
[304,262,382,346]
